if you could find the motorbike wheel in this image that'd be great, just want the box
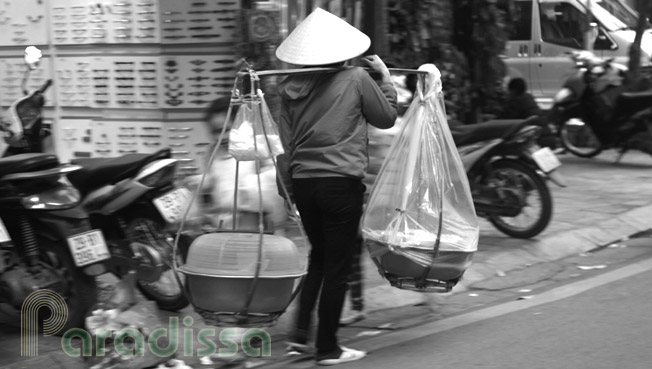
[0,239,98,333]
[123,210,189,311]
[485,160,553,239]
[559,118,603,158]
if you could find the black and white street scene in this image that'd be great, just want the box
[1,1,652,368]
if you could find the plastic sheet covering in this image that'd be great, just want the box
[228,89,284,161]
[361,64,479,269]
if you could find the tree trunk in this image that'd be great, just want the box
[626,0,652,87]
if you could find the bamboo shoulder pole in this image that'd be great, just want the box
[237,67,429,77]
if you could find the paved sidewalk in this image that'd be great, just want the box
[150,149,652,367]
[257,149,652,368]
[357,150,652,314]
[3,149,652,369]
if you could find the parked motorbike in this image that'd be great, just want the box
[67,149,192,311]
[550,51,652,159]
[1,46,191,312]
[0,47,107,331]
[0,153,108,331]
[0,46,51,157]
[450,116,565,239]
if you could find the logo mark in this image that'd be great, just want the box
[21,289,68,356]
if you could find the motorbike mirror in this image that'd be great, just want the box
[24,46,42,70]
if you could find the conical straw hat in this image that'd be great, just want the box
[276,8,370,66]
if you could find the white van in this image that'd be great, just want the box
[504,0,652,107]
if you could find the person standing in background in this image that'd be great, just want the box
[184,96,287,234]
[500,77,560,148]
[501,77,541,119]
[275,8,397,366]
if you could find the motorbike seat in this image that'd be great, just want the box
[612,91,652,121]
[68,148,172,195]
[0,153,60,176]
[450,117,538,147]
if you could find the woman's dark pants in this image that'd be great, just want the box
[291,177,365,358]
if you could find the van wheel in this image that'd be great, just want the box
[560,118,603,158]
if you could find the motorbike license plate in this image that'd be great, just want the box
[0,218,11,243]
[532,147,562,173]
[67,230,110,267]
[153,187,192,223]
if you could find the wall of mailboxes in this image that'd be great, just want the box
[0,0,247,175]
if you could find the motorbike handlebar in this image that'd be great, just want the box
[38,79,52,94]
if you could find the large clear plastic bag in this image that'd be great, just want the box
[228,89,284,161]
[362,64,479,270]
